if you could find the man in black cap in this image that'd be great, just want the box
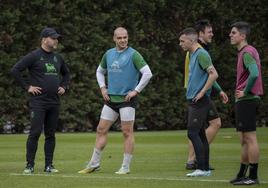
[11,27,70,174]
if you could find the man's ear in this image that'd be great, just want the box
[241,33,247,40]
[41,38,46,44]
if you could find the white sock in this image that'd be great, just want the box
[122,153,132,168]
[89,148,102,167]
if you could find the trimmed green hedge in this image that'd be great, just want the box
[1,0,267,132]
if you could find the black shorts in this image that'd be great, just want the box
[187,96,210,131]
[235,99,260,132]
[105,96,138,113]
[207,99,219,121]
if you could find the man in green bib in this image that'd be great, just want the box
[78,27,152,175]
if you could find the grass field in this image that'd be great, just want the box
[0,128,267,188]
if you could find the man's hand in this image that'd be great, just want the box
[219,91,229,104]
[235,90,245,99]
[101,87,110,102]
[125,90,138,102]
[193,90,205,102]
[58,87,66,95]
[28,85,42,95]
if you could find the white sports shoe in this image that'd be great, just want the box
[186,169,211,177]
[115,166,130,174]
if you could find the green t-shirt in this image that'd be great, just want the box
[197,51,212,70]
[198,52,223,93]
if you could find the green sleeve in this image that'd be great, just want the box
[212,81,223,93]
[100,53,107,69]
[243,52,259,94]
[133,51,147,70]
[197,52,212,70]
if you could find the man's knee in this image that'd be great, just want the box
[187,131,198,140]
[121,122,134,138]
[96,125,108,135]
[122,129,133,138]
[209,118,221,129]
[29,132,41,139]
[243,132,258,145]
[44,131,55,139]
[29,127,42,139]
[44,126,56,138]
[96,119,113,136]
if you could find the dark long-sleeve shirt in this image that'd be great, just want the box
[11,48,70,105]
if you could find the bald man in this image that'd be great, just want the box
[78,27,152,175]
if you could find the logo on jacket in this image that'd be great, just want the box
[110,61,122,72]
[45,63,57,75]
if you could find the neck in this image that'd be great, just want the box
[116,46,128,52]
[189,43,199,53]
[237,41,248,51]
[198,37,207,45]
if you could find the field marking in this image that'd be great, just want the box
[9,173,268,184]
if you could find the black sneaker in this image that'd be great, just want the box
[185,162,196,170]
[23,164,34,174]
[232,177,259,185]
[230,176,246,184]
[44,165,59,173]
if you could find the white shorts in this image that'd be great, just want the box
[100,105,135,122]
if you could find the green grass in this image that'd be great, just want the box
[0,128,267,188]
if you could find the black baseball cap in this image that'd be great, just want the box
[40,27,61,39]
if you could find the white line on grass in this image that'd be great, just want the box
[9,173,268,184]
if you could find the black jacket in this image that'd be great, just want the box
[11,48,70,105]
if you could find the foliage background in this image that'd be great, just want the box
[0,0,267,132]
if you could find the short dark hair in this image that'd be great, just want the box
[194,19,211,33]
[231,21,250,37]
[179,27,198,37]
